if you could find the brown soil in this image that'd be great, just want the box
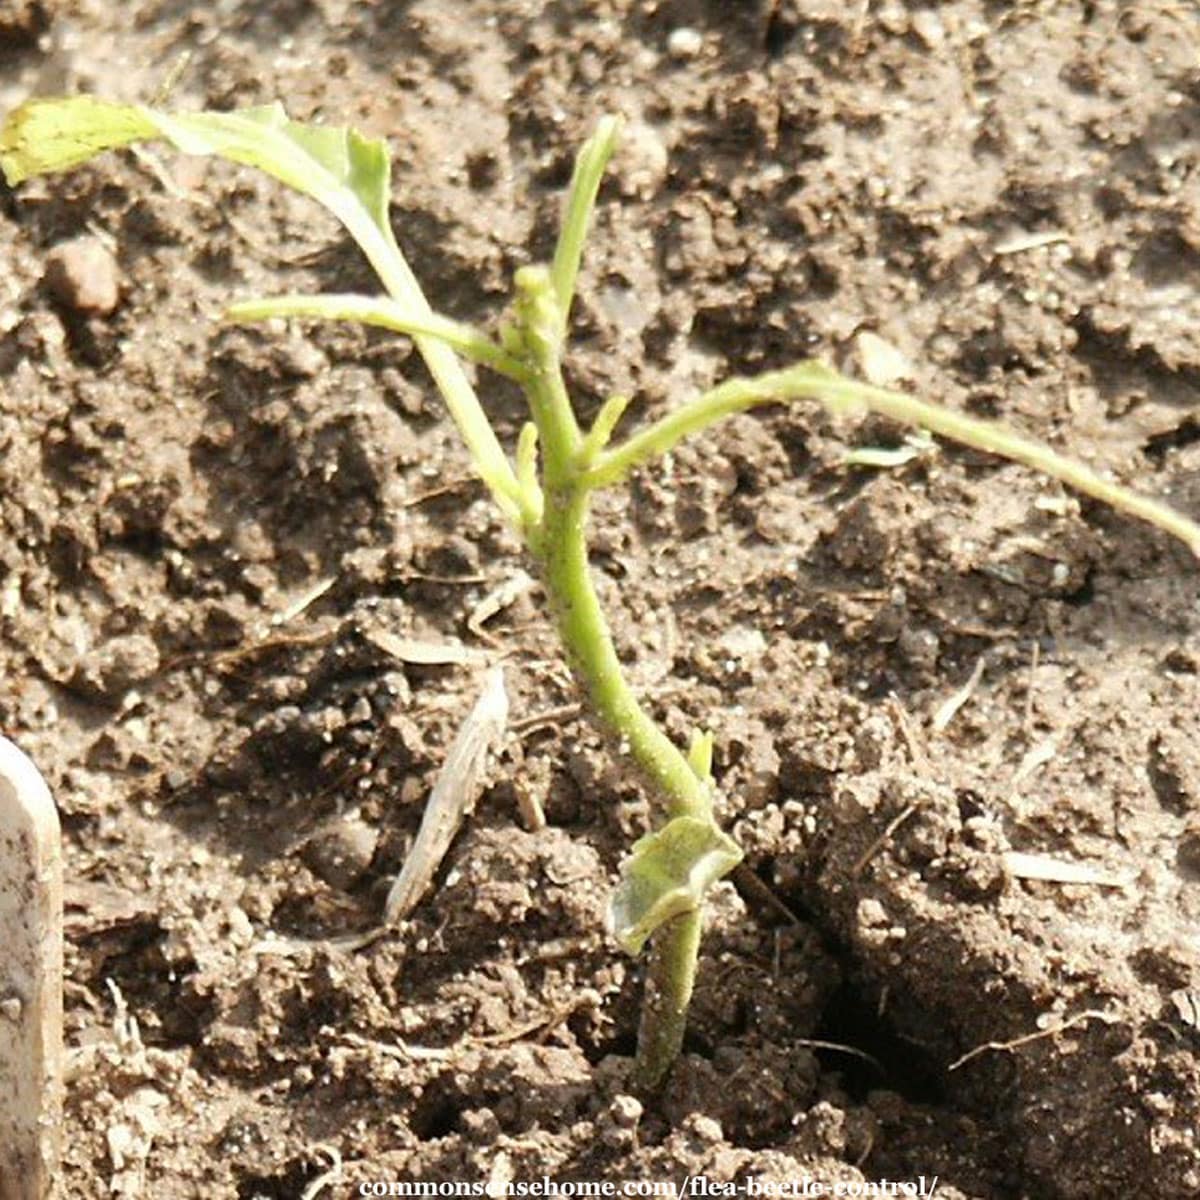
[3,2,1200,1197]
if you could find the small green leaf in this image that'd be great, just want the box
[151,103,393,238]
[578,393,631,467]
[609,816,742,956]
[515,422,544,528]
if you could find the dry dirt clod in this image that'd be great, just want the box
[43,237,121,317]
[0,736,63,1200]
[71,634,161,700]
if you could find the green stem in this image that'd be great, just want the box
[550,116,621,337]
[827,376,1200,558]
[533,442,709,1093]
[635,909,703,1092]
[534,482,711,822]
[521,338,583,486]
[520,285,707,818]
[582,365,835,488]
[515,259,714,1088]
[339,203,525,524]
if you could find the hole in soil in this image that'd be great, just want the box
[1059,564,1095,607]
[764,11,793,58]
[567,1007,637,1067]
[813,977,946,1105]
[236,1168,310,1200]
[410,1091,464,1141]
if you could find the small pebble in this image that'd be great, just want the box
[666,27,703,60]
[607,1094,643,1128]
[302,816,379,891]
[598,1093,643,1149]
[683,1113,724,1144]
[44,236,121,316]
[272,336,327,379]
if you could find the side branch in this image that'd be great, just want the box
[585,364,1200,559]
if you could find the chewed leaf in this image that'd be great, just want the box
[608,815,742,956]
[1,96,393,245]
[0,97,158,182]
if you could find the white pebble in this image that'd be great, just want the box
[666,27,703,60]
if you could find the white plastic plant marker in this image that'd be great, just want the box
[0,735,63,1200]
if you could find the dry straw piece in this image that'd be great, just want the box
[0,735,63,1200]
[383,667,509,924]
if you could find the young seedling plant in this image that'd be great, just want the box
[3,99,1198,1091]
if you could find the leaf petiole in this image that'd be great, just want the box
[226,293,530,380]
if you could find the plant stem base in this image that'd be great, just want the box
[634,908,703,1092]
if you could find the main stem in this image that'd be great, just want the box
[535,486,710,820]
[535,471,708,1090]
[520,280,711,1089]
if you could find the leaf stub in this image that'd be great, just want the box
[608,815,743,955]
